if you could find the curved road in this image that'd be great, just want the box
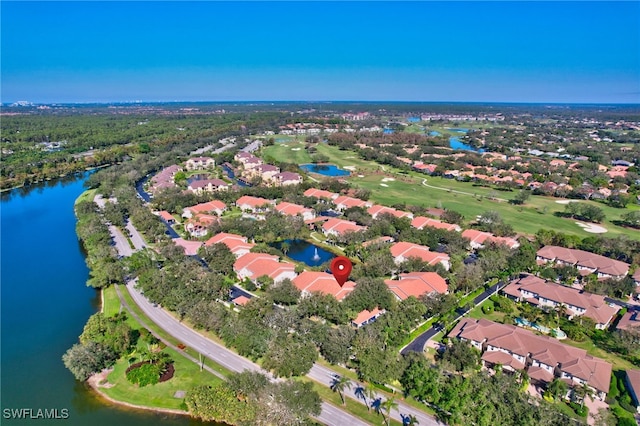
[126,281,369,426]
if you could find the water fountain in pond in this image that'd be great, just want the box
[312,247,321,261]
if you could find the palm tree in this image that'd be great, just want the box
[546,378,568,401]
[574,382,594,409]
[330,375,352,406]
[381,397,398,426]
[404,414,419,426]
[281,241,290,256]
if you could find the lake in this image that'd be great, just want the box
[449,136,485,153]
[270,239,335,267]
[300,164,350,177]
[0,174,196,426]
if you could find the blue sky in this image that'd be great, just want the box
[2,1,639,103]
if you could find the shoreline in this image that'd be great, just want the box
[86,370,191,417]
[0,164,111,193]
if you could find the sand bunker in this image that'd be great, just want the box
[291,148,301,151]
[575,222,607,234]
[556,199,579,204]
[380,183,389,187]
[358,175,365,178]
[343,166,356,171]
[381,178,396,182]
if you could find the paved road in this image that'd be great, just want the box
[125,220,146,250]
[401,281,506,355]
[109,225,133,257]
[308,364,443,426]
[126,281,369,426]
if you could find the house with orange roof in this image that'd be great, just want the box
[616,310,640,332]
[184,214,218,238]
[321,218,366,237]
[235,196,274,213]
[292,271,356,301]
[384,272,448,301]
[333,195,371,211]
[303,188,338,200]
[157,210,176,225]
[389,241,450,270]
[537,246,630,280]
[503,274,619,329]
[245,164,280,181]
[352,307,385,328]
[462,229,519,250]
[411,216,461,232]
[182,200,227,219]
[233,252,297,284]
[205,232,255,258]
[232,295,251,307]
[275,202,316,221]
[449,318,612,400]
[367,204,413,219]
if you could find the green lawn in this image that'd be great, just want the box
[102,347,222,411]
[102,285,122,317]
[75,188,97,205]
[262,140,313,164]
[263,141,640,240]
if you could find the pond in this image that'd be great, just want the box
[447,127,470,133]
[300,164,350,177]
[270,239,336,267]
[428,130,441,136]
[449,136,485,153]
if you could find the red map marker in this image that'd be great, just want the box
[330,256,353,287]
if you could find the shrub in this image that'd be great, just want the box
[568,401,588,417]
[126,361,162,387]
[482,301,494,314]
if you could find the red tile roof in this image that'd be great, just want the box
[292,271,356,301]
[352,307,384,326]
[389,242,450,267]
[232,295,251,306]
[304,188,338,199]
[275,202,314,217]
[333,195,369,209]
[411,216,461,232]
[322,218,365,235]
[186,200,227,214]
[158,211,175,221]
[367,204,413,219]
[537,246,630,277]
[504,274,619,326]
[449,318,611,394]
[236,196,273,210]
[384,272,447,300]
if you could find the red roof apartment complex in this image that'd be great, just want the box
[389,242,451,270]
[537,245,629,280]
[384,272,448,300]
[449,318,612,400]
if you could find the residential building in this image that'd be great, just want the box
[235,196,274,212]
[449,318,612,400]
[205,232,255,258]
[502,274,619,329]
[537,246,630,280]
[389,241,450,270]
[187,179,229,194]
[624,369,640,413]
[275,202,316,221]
[322,218,365,237]
[462,229,520,250]
[333,195,371,211]
[182,200,227,219]
[157,211,176,224]
[233,253,297,284]
[367,204,413,219]
[384,272,448,301]
[616,310,640,332]
[184,214,218,238]
[411,216,461,232]
[352,308,385,328]
[235,152,262,169]
[303,188,338,200]
[292,271,356,301]
[185,157,215,170]
[272,171,302,186]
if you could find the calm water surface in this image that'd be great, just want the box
[0,174,201,425]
